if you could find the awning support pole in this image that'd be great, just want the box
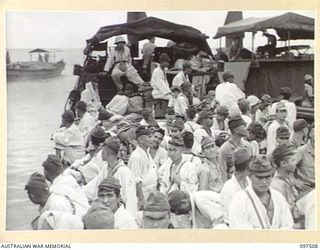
[251,32,255,60]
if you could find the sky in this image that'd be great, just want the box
[6,11,315,52]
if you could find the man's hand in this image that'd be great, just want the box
[99,71,109,77]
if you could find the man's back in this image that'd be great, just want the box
[215,82,245,108]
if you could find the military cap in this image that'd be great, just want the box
[98,176,121,192]
[159,53,171,62]
[25,172,49,191]
[180,81,192,91]
[197,108,213,122]
[166,107,175,115]
[276,126,290,139]
[279,86,292,96]
[61,110,75,123]
[275,101,287,112]
[234,147,251,165]
[91,126,107,139]
[216,105,229,116]
[249,155,274,175]
[75,101,87,112]
[168,190,188,213]
[222,71,234,81]
[103,136,121,154]
[228,115,246,130]
[261,94,271,103]
[293,119,308,132]
[82,202,114,229]
[272,143,295,166]
[144,191,170,212]
[247,95,261,107]
[98,110,113,121]
[171,119,185,131]
[201,137,216,149]
[42,154,63,172]
[168,136,184,147]
[136,125,151,138]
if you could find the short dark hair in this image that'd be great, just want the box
[75,101,87,112]
[274,154,292,169]
[234,161,249,172]
[186,106,197,120]
[153,128,165,137]
[181,131,194,149]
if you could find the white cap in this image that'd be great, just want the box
[304,74,313,81]
[114,36,126,44]
[247,95,261,107]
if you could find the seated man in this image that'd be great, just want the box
[168,190,224,229]
[80,78,104,119]
[82,202,114,229]
[51,110,85,166]
[151,53,172,101]
[172,61,192,88]
[42,155,90,217]
[97,177,138,229]
[159,136,198,195]
[25,172,86,229]
[74,100,96,143]
[105,84,133,116]
[229,155,293,229]
[138,191,172,229]
[103,36,144,91]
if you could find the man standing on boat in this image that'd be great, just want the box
[104,35,144,91]
[141,37,156,72]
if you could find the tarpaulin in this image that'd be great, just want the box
[214,12,314,40]
[218,61,251,91]
[86,16,212,56]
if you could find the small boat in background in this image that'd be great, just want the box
[6,48,66,81]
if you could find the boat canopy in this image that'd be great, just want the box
[29,48,50,53]
[214,12,314,40]
[86,16,212,55]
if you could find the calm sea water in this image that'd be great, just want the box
[6,48,84,230]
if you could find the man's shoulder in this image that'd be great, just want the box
[230,188,247,204]
[270,188,288,203]
[219,139,233,150]
[268,120,279,130]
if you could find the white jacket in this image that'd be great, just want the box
[229,185,294,229]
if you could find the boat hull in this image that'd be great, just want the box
[6,61,66,81]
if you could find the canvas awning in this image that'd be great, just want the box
[86,16,212,55]
[214,12,314,40]
[29,48,50,53]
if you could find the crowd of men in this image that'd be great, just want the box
[25,36,315,230]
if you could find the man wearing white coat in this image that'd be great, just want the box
[220,147,251,225]
[215,71,245,109]
[51,110,85,166]
[229,155,294,229]
[128,126,158,210]
[159,136,198,195]
[83,136,138,218]
[97,176,138,229]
